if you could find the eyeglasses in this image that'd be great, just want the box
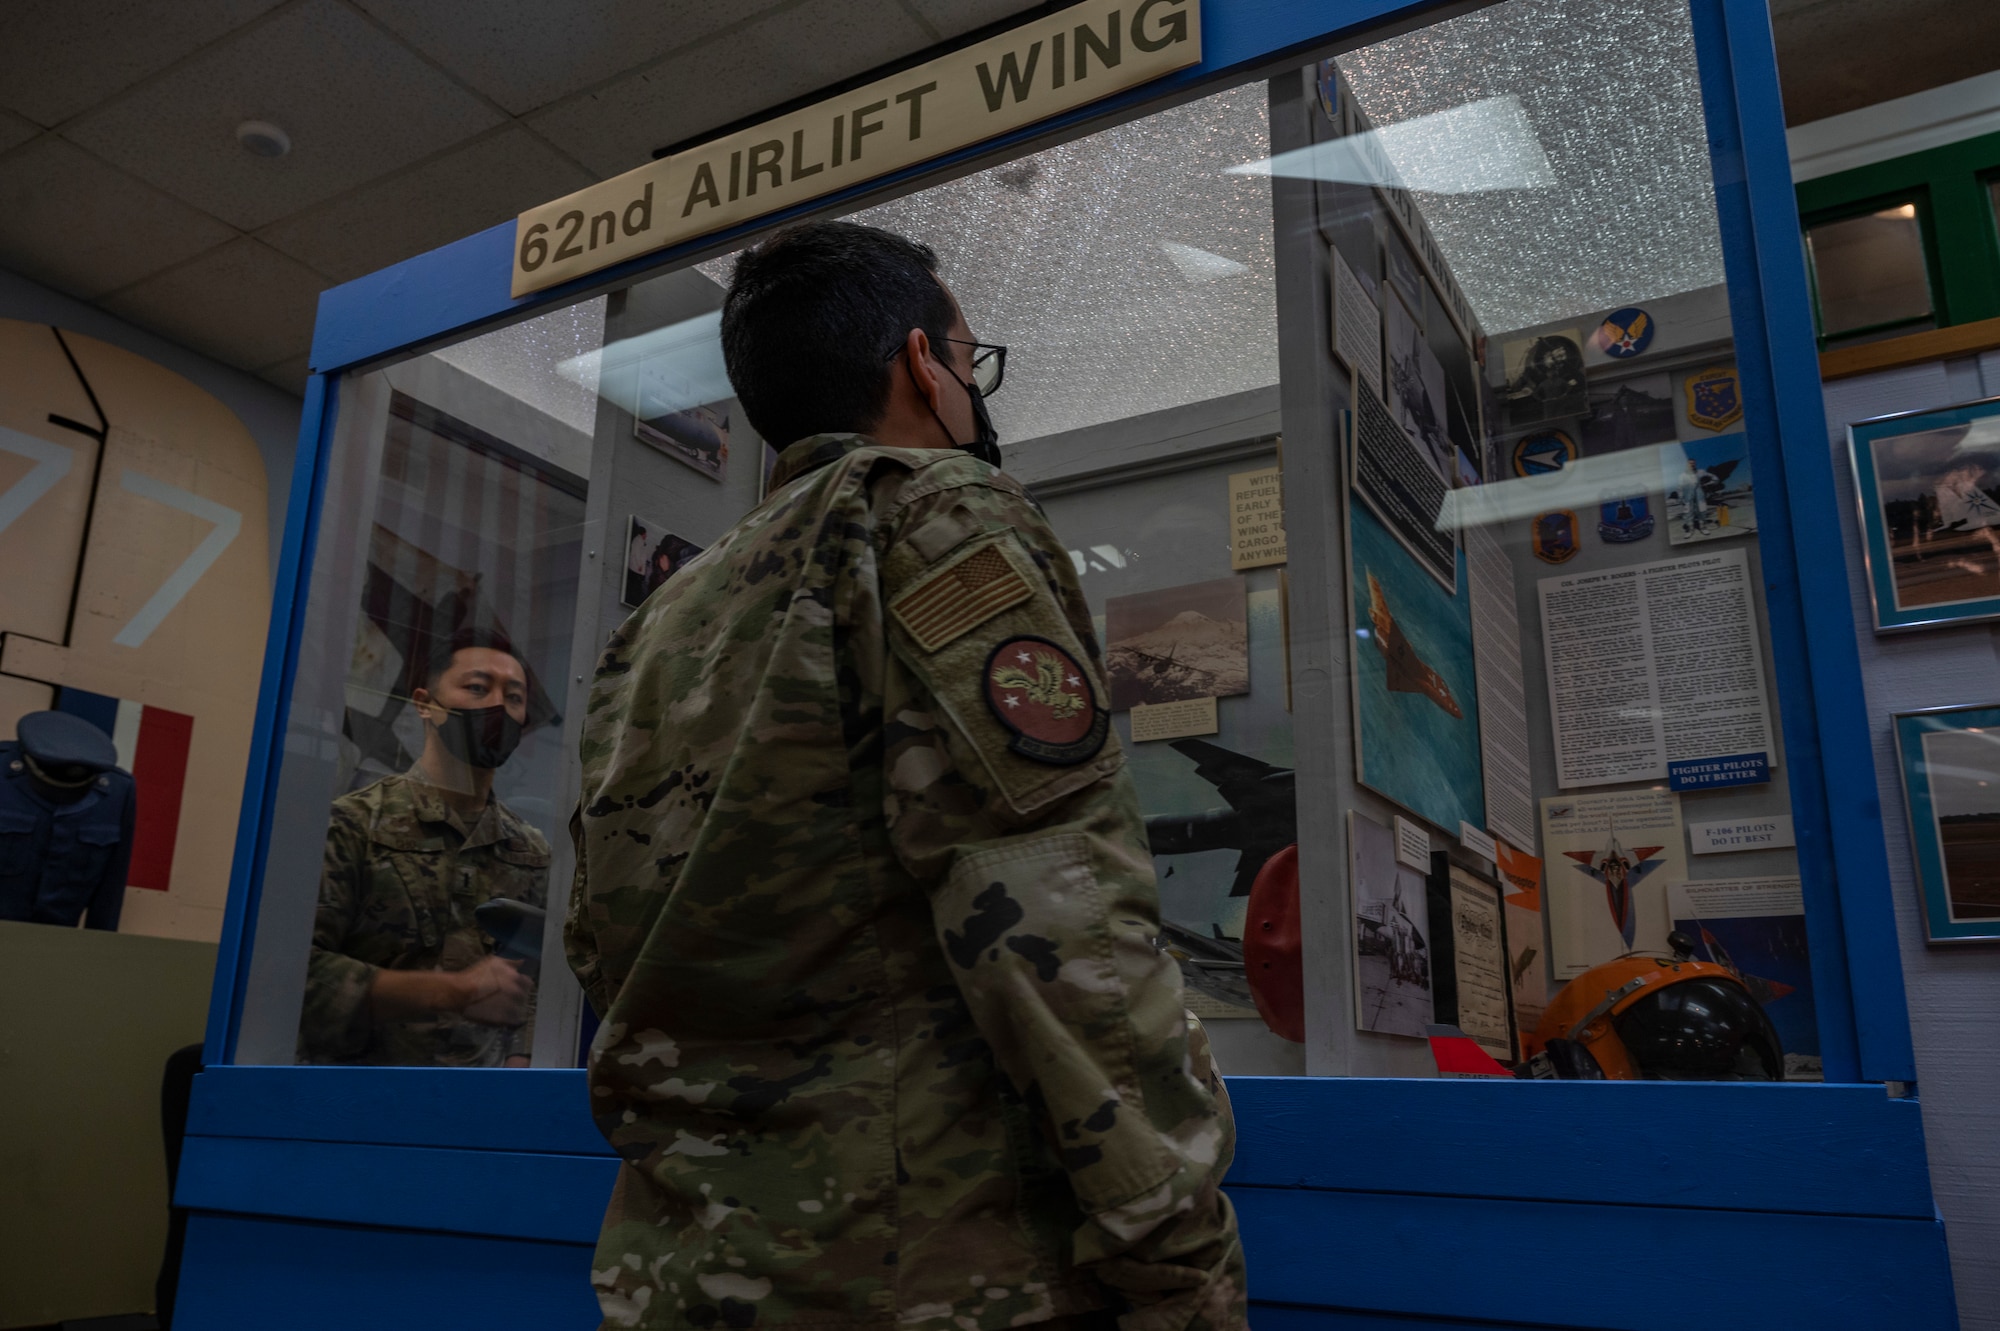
[886,338,1008,398]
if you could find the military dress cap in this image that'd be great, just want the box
[16,711,118,774]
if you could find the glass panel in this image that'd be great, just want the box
[237,0,1835,1089]
[1806,204,1934,338]
[234,299,609,1066]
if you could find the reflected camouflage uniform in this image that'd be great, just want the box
[300,769,550,1065]
[567,435,1246,1331]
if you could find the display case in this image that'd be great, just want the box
[172,1,1958,1327]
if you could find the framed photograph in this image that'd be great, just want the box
[622,517,705,609]
[1893,703,2000,943]
[1424,855,1514,1062]
[1849,396,2000,632]
[637,400,731,482]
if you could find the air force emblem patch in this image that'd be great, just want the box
[1595,306,1655,359]
[1685,365,1743,432]
[984,636,1107,765]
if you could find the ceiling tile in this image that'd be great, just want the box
[0,109,41,154]
[0,137,239,298]
[0,0,286,127]
[256,352,311,396]
[530,0,935,178]
[354,0,786,117]
[63,0,505,231]
[259,127,594,282]
[100,237,325,370]
[904,0,1044,41]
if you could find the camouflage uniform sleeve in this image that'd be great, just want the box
[299,800,378,1061]
[871,462,1247,1331]
[563,813,612,1017]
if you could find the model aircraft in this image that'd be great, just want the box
[1142,738,1297,898]
[1366,571,1461,718]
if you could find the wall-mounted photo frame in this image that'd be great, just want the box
[1892,702,2000,943]
[1849,395,2000,632]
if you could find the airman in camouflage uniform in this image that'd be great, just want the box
[567,429,1247,1331]
[300,768,549,1065]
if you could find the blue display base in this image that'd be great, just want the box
[171,1069,1956,1331]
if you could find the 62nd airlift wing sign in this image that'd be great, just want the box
[511,0,1201,296]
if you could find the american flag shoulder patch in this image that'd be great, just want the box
[891,539,1035,653]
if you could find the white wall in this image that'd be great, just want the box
[0,265,301,565]
[1823,350,2000,1331]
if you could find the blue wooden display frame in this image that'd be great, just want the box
[176,0,1953,1326]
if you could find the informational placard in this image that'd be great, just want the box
[1429,865,1512,1060]
[1351,390,1454,592]
[1330,245,1384,400]
[1540,789,1684,978]
[1128,695,1218,742]
[1688,815,1795,855]
[1465,522,1533,847]
[1537,547,1774,790]
[1228,466,1287,569]
[1458,822,1497,865]
[1395,814,1431,870]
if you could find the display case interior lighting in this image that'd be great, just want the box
[1227,95,1556,194]
[1337,0,1725,333]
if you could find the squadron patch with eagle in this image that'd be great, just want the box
[983,636,1107,765]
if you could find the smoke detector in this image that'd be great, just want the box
[235,120,291,159]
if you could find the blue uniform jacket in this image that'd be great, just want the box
[0,739,137,930]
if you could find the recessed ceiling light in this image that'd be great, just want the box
[235,120,291,159]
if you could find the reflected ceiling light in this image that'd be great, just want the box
[1158,240,1249,283]
[235,119,291,158]
[1436,442,1676,530]
[559,311,731,419]
[1948,419,2000,456]
[1228,95,1554,194]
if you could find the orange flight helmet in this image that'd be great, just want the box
[1521,932,1783,1081]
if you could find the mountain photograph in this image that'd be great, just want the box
[1104,577,1250,710]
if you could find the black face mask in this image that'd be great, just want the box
[914,353,1002,468]
[434,703,523,770]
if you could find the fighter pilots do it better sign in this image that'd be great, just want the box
[511,0,1201,295]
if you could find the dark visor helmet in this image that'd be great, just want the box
[1521,932,1783,1081]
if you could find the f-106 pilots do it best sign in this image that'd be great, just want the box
[510,0,1201,296]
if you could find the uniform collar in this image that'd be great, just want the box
[3,743,110,816]
[768,433,884,489]
[398,768,510,848]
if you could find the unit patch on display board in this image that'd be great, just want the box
[1513,428,1580,478]
[1532,510,1580,563]
[1597,496,1655,543]
[984,636,1108,765]
[1594,306,1655,359]
[1685,365,1743,431]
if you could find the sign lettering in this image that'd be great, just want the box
[513,0,1201,296]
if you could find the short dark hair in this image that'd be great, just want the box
[720,220,957,449]
[421,627,522,694]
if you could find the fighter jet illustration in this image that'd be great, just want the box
[1561,834,1668,949]
[1155,920,1256,1009]
[1367,571,1462,718]
[1696,925,1796,1008]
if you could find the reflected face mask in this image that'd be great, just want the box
[434,703,524,770]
